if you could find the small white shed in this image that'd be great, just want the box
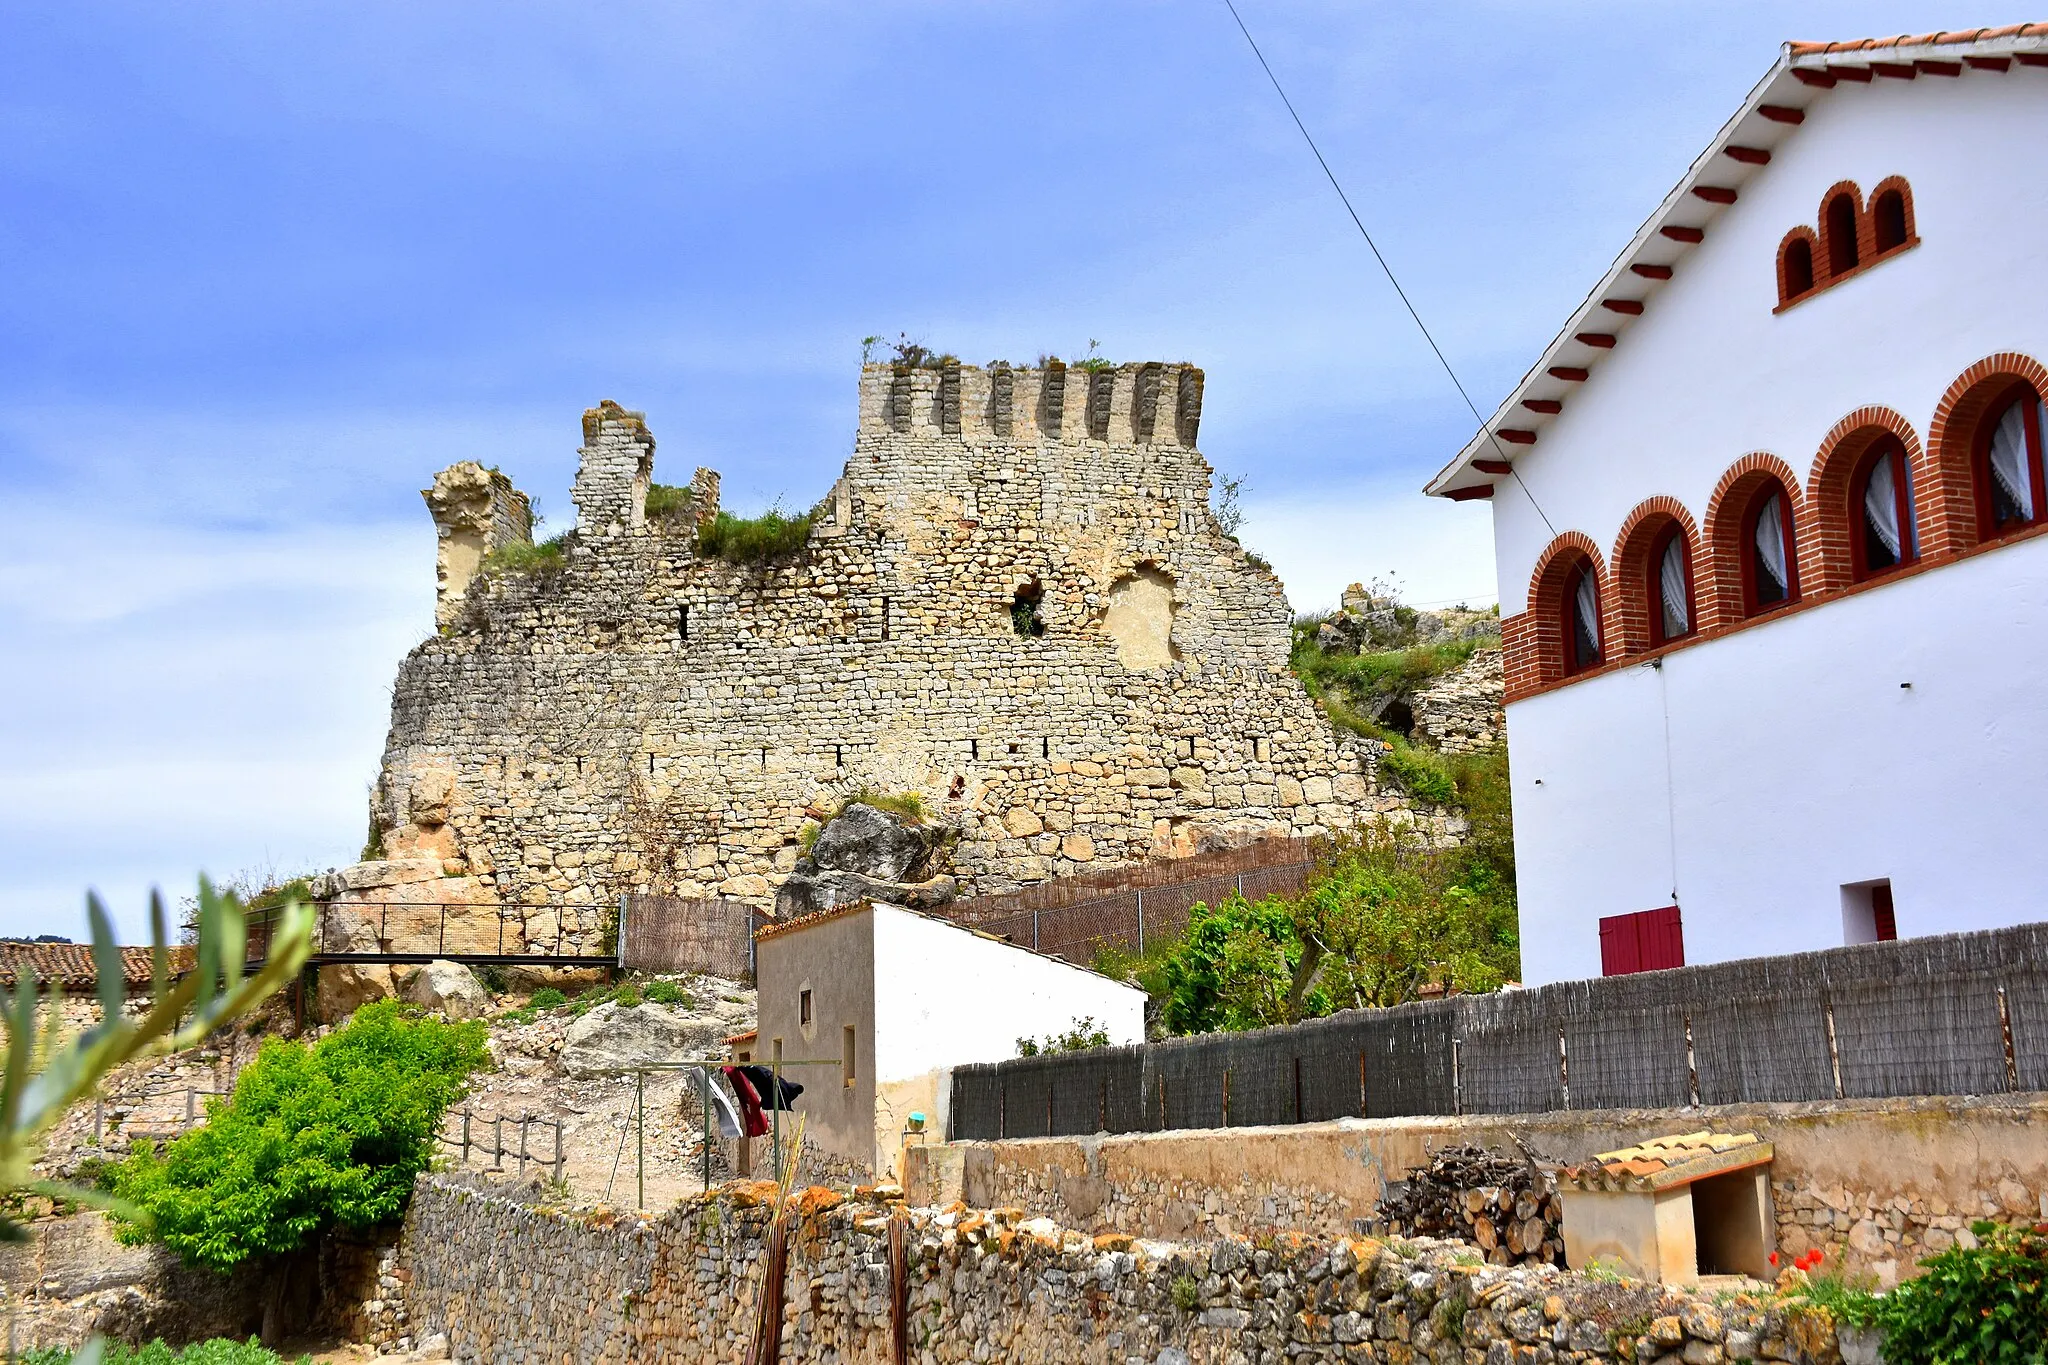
[753,901,1146,1180]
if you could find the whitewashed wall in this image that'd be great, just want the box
[870,904,1145,1081]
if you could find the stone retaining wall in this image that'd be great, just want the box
[915,1093,2048,1288]
[395,1171,1854,1364]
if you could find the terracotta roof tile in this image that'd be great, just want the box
[1789,24,2048,55]
[0,943,192,991]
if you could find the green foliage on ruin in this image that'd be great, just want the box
[1377,743,1456,806]
[839,786,929,824]
[1145,824,1519,1034]
[696,505,814,564]
[23,1340,311,1365]
[643,482,695,523]
[1015,1016,1113,1057]
[483,531,570,581]
[111,1001,488,1272]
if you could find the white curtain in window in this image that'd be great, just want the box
[1574,569,1601,652]
[1658,536,1689,635]
[1989,401,2034,521]
[1863,451,1902,560]
[1754,492,1788,595]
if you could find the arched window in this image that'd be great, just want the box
[1742,481,1798,613]
[1560,559,1603,673]
[1647,524,1695,645]
[1976,387,2048,538]
[1873,188,1909,253]
[1825,192,1860,277]
[1850,437,1916,578]
[1782,238,1815,299]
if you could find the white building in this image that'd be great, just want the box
[1427,26,2048,986]
[752,901,1145,1178]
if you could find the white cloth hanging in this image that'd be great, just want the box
[1989,401,2035,522]
[1754,493,1788,596]
[1863,451,1903,561]
[1658,536,1689,637]
[1573,569,1601,655]
[686,1066,743,1139]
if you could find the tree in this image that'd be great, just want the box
[113,1001,488,1275]
[2,880,313,1242]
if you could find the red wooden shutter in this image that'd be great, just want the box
[1599,906,1684,975]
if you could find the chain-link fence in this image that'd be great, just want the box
[950,920,2048,1138]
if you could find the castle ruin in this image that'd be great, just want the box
[344,361,1454,953]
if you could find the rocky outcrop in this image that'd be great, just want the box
[775,801,957,916]
[560,1002,726,1076]
[399,961,492,1020]
[1314,581,1500,657]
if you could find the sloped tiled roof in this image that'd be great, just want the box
[1427,24,2048,498]
[0,942,190,992]
[1558,1130,1772,1192]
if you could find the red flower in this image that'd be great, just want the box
[1769,1252,1780,1267]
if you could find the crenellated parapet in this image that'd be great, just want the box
[855,361,1203,447]
[423,462,533,628]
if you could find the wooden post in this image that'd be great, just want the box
[493,1116,504,1170]
[518,1117,530,1175]
[636,1072,646,1211]
[461,1110,471,1165]
[554,1119,565,1186]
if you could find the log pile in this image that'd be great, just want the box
[1376,1141,1565,1267]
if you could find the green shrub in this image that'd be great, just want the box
[1170,1274,1201,1312]
[529,987,567,1009]
[483,533,570,580]
[614,980,642,1008]
[1858,1221,2048,1363]
[696,505,814,564]
[1379,743,1456,805]
[643,980,686,1007]
[841,786,928,824]
[1015,1016,1113,1057]
[644,483,695,522]
[112,1002,488,1271]
[22,1339,310,1365]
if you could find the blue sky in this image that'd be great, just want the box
[0,1,1989,937]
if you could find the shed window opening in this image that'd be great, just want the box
[1984,395,2044,533]
[1651,527,1692,644]
[1561,561,1602,674]
[1855,441,1916,576]
[1747,488,1795,610]
[798,988,812,1027]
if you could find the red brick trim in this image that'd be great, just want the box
[1505,514,2048,706]
[1776,227,1819,306]
[1773,177,1920,314]
[1514,532,1608,694]
[1700,453,1805,628]
[1804,407,1927,592]
[1868,175,1917,253]
[1926,352,2048,554]
[1818,180,1866,279]
[1609,497,1701,655]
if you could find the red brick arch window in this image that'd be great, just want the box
[1974,384,2048,539]
[1741,479,1799,613]
[1774,179,1915,312]
[1525,533,1609,686]
[1926,355,2048,555]
[1823,187,1862,278]
[1849,437,1917,579]
[1610,498,1701,654]
[1561,557,1603,674]
[1805,408,1928,592]
[1776,230,1818,306]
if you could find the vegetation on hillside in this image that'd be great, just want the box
[643,482,695,523]
[23,1341,311,1365]
[696,504,816,564]
[482,531,570,581]
[1792,1224,2048,1364]
[112,1001,488,1274]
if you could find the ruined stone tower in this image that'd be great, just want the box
[357,361,1442,951]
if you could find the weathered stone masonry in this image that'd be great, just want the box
[362,362,1453,950]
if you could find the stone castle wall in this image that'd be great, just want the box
[1412,648,1506,755]
[359,362,1451,949]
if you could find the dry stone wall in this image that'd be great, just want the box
[1412,649,1506,755]
[394,1171,1855,1364]
[359,363,1445,949]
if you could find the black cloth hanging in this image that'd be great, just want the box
[738,1063,805,1110]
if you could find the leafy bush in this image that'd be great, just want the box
[643,979,687,1007]
[1148,827,1519,1034]
[483,533,570,580]
[529,987,567,1009]
[23,1339,310,1365]
[1015,1016,1113,1057]
[613,980,642,1008]
[112,1001,488,1271]
[696,506,814,564]
[1379,742,1456,805]
[1853,1221,2048,1363]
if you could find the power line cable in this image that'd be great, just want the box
[1219,0,1559,541]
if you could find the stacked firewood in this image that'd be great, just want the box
[1376,1141,1565,1267]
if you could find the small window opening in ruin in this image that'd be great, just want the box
[799,988,813,1027]
[843,1025,857,1087]
[646,754,653,775]
[1008,742,1019,755]
[760,748,768,771]
[833,745,843,769]
[949,774,965,799]
[1041,738,1049,759]
[1011,579,1046,637]
[678,603,690,641]
[880,596,891,642]
[970,739,979,761]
